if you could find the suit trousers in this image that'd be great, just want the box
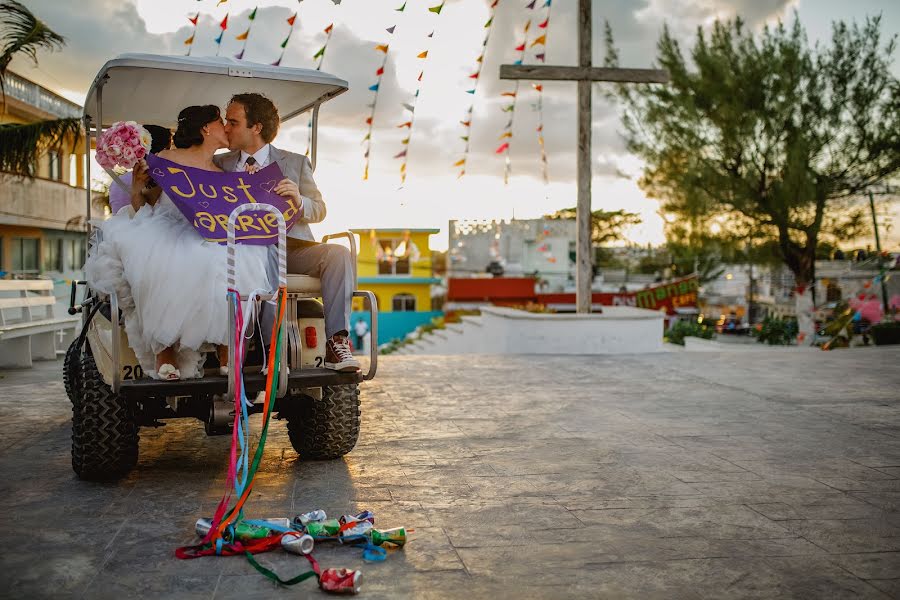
[260,240,354,343]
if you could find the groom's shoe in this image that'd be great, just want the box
[325,334,360,372]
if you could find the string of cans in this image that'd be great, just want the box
[454,0,500,179]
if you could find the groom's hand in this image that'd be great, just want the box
[274,178,301,205]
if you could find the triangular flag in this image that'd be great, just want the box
[458,169,465,178]
[215,31,224,45]
[502,92,517,97]
[465,89,476,94]
[364,151,369,159]
[454,158,466,167]
[502,104,514,112]
[375,44,389,53]
[236,28,249,40]
[491,0,499,7]
[235,49,244,59]
[397,121,412,128]
[248,7,257,20]
[428,2,445,14]
[532,84,543,91]
[363,166,368,180]
[395,1,406,11]
[188,14,199,26]
[386,25,396,34]
[324,23,333,34]
[427,30,434,38]
[469,72,479,79]
[417,50,428,59]
[417,71,423,81]
[366,117,373,125]
[538,18,548,28]
[287,13,297,26]
[495,142,510,153]
[401,137,410,144]
[531,35,546,47]
[460,136,469,142]
[376,66,384,76]
[484,17,493,27]
[314,46,326,59]
[536,124,543,132]
[515,43,525,52]
[394,150,407,159]
[526,0,536,8]
[217,0,227,6]
[415,89,420,97]
[514,59,523,65]
[184,33,195,45]
[538,135,544,145]
[362,133,370,141]
[525,20,531,32]
[460,120,471,127]
[402,103,415,112]
[271,56,282,66]
[542,0,551,6]
[535,53,545,61]
[280,35,290,48]
[499,131,512,140]
[400,173,407,184]
[400,163,406,172]
[368,83,379,91]
[476,54,484,63]
[219,14,228,30]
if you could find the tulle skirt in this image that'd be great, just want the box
[85,193,271,379]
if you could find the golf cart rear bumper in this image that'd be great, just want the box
[117,368,362,399]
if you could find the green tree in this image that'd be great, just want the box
[605,15,900,334]
[0,0,80,177]
[544,207,642,246]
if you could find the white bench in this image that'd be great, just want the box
[0,280,80,368]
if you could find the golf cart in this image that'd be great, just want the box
[64,54,377,480]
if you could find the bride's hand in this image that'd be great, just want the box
[132,159,150,190]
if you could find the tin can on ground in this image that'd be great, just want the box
[195,518,290,541]
[370,527,407,547]
[306,518,341,537]
[340,511,375,526]
[319,568,362,594]
[280,531,315,555]
[339,520,373,540]
[294,510,327,527]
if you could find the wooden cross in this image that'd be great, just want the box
[500,0,668,314]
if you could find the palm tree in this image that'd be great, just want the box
[0,0,81,177]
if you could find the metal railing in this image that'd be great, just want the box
[4,71,82,119]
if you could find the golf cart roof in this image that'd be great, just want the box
[84,53,348,128]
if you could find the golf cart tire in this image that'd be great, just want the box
[286,384,360,460]
[63,339,82,405]
[71,352,139,480]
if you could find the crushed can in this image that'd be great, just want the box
[280,531,315,555]
[319,568,362,594]
[305,518,342,537]
[195,517,290,541]
[294,509,327,527]
[370,527,407,547]
[339,520,373,541]
[340,511,375,526]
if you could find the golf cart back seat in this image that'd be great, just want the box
[286,274,321,295]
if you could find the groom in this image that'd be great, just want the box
[216,92,359,372]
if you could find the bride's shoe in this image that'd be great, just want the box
[158,363,181,381]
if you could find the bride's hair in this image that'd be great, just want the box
[173,105,221,148]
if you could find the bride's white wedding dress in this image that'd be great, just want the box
[85,190,271,379]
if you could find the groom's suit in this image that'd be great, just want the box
[214,145,353,339]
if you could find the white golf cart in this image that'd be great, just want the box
[64,54,377,480]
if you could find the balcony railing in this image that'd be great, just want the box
[5,71,81,119]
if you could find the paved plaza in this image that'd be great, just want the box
[2,348,900,599]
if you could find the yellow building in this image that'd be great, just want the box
[350,228,441,345]
[1,70,87,281]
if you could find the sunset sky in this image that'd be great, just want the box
[13,0,900,250]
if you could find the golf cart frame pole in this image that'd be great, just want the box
[310,104,320,172]
[226,204,288,402]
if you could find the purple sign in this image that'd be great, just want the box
[145,154,300,245]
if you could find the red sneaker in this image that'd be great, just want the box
[325,335,360,372]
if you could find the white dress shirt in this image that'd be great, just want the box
[236,144,271,171]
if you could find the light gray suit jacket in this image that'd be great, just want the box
[213,145,326,241]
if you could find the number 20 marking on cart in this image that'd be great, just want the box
[123,365,144,380]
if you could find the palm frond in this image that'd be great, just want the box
[0,117,81,177]
[0,1,65,104]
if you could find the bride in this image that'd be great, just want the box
[85,105,272,380]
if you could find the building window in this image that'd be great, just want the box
[392,293,416,312]
[376,238,414,275]
[48,150,63,181]
[43,238,63,272]
[11,237,40,273]
[68,237,86,270]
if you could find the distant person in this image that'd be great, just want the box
[107,124,171,215]
[353,317,369,352]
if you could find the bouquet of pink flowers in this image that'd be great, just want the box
[95,121,152,170]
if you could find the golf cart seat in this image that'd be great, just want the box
[286,274,321,295]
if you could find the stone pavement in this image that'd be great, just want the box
[2,348,900,599]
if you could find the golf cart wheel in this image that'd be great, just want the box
[286,384,360,460]
[71,352,139,480]
[63,339,82,405]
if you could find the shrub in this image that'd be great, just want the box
[752,316,798,345]
[666,320,715,345]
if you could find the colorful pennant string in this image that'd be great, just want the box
[497,2,537,185]
[233,7,257,60]
[394,1,447,186]
[185,12,199,56]
[532,0,551,184]
[272,12,299,67]
[363,2,406,181]
[454,0,500,178]
[306,18,338,157]
[215,12,229,56]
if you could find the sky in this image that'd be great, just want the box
[12,0,900,251]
